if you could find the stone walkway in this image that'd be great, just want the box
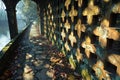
[0,36,81,80]
[0,22,82,80]
[10,36,56,80]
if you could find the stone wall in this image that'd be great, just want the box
[41,0,120,79]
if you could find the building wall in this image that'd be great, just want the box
[41,0,120,79]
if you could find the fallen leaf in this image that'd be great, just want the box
[68,74,75,80]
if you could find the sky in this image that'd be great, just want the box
[0,0,38,51]
[0,0,5,9]
[0,0,7,20]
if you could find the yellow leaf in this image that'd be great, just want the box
[75,48,82,62]
[68,74,75,80]
[93,60,110,80]
[65,41,70,51]
[69,6,78,22]
[99,37,107,48]
[81,69,92,80]
[112,2,120,13]
[108,54,120,76]
[108,28,120,40]
[64,19,70,32]
[82,0,99,24]
[65,0,71,10]
[61,10,66,22]
[82,36,96,58]
[69,55,76,69]
[69,32,77,47]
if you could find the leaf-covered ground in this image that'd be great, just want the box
[0,35,82,80]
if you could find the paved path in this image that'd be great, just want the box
[0,22,82,80]
[11,36,56,80]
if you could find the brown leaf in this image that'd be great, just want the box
[65,41,70,51]
[112,2,120,13]
[69,6,78,22]
[108,54,120,76]
[85,49,91,58]
[61,29,66,41]
[50,57,61,63]
[93,27,101,37]
[82,36,96,58]
[99,37,107,48]
[69,32,77,47]
[101,19,109,28]
[65,0,71,10]
[93,60,110,80]
[68,74,75,80]
[64,19,70,32]
[108,28,120,40]
[78,0,83,7]
[82,0,99,24]
[61,10,66,22]
[75,48,82,62]
[75,19,86,38]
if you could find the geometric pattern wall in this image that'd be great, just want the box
[42,0,120,79]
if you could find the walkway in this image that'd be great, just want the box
[0,22,82,80]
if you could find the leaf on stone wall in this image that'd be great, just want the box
[48,3,51,9]
[53,23,56,29]
[69,6,78,22]
[68,32,77,47]
[65,41,70,51]
[60,23,63,27]
[65,0,71,10]
[93,19,120,48]
[107,28,120,40]
[54,35,56,41]
[47,10,49,15]
[50,8,52,14]
[103,0,110,2]
[93,60,110,80]
[61,29,66,41]
[112,2,120,13]
[48,15,51,20]
[75,19,86,38]
[81,68,92,80]
[75,0,83,7]
[51,15,54,21]
[50,20,52,26]
[108,54,120,76]
[75,48,82,62]
[99,37,107,48]
[82,36,96,58]
[61,10,66,22]
[64,19,70,32]
[82,0,99,24]
[69,55,76,70]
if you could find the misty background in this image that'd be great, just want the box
[0,0,39,51]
